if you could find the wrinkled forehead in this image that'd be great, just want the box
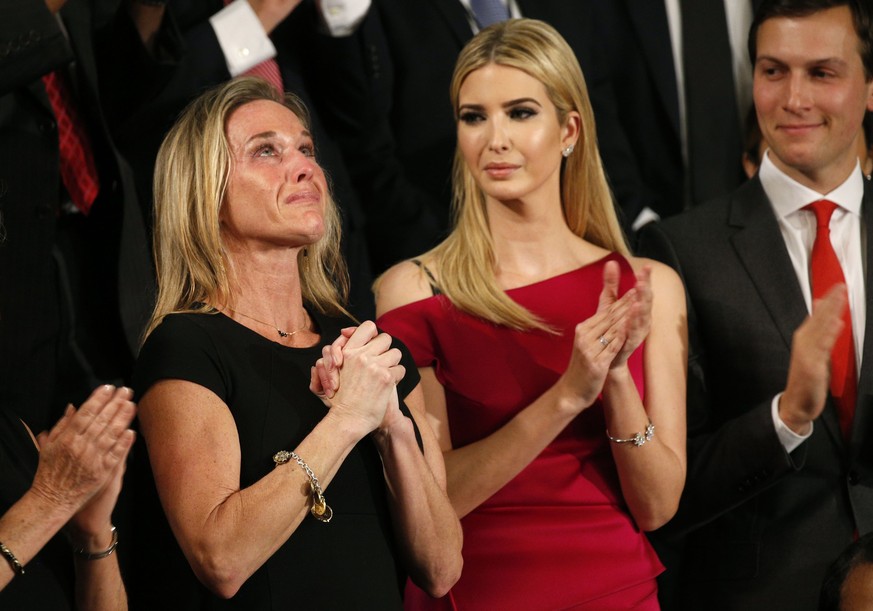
[225,100,307,149]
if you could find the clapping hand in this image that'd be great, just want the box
[600,261,653,369]
[31,386,135,541]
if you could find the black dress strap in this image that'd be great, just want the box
[410,259,442,296]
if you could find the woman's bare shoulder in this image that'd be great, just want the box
[375,258,439,317]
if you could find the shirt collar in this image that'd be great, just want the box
[759,150,864,221]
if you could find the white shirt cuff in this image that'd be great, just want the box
[318,0,370,36]
[771,393,813,453]
[210,0,277,76]
[632,207,660,232]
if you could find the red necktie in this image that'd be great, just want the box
[41,70,100,215]
[806,199,856,439]
[244,57,283,93]
[224,0,283,92]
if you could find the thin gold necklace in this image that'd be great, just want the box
[225,308,307,338]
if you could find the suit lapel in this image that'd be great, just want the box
[728,179,808,351]
[428,0,474,47]
[624,0,680,139]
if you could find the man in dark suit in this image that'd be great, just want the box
[638,1,873,608]
[305,0,634,271]
[0,0,154,432]
[592,0,765,231]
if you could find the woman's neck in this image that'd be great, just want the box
[222,246,309,333]
[486,195,602,288]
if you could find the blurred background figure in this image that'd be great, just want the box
[0,0,154,433]
[591,0,764,235]
[103,0,376,318]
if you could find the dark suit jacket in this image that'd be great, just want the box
[0,0,154,431]
[306,0,638,270]
[103,0,376,319]
[590,0,684,221]
[638,177,873,610]
[593,0,765,225]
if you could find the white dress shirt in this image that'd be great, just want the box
[209,0,372,78]
[210,0,276,76]
[759,152,867,451]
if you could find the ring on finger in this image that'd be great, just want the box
[598,335,611,347]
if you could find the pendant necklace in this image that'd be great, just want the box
[226,308,306,338]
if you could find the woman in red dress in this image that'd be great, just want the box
[371,19,687,610]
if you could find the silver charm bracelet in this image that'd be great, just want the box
[606,421,655,447]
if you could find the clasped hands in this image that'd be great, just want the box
[309,321,408,436]
[557,260,653,413]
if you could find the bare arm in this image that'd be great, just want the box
[138,323,399,599]
[371,384,463,597]
[375,261,636,519]
[0,385,135,610]
[310,327,462,596]
[600,259,687,531]
[69,460,129,611]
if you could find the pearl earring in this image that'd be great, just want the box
[562,144,575,158]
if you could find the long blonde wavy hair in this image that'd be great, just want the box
[144,77,349,340]
[426,18,628,331]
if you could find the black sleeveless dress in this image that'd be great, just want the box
[129,308,421,610]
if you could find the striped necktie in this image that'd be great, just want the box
[469,0,509,29]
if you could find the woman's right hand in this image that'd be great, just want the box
[322,322,405,437]
[556,263,635,414]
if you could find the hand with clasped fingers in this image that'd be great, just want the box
[310,321,406,437]
[780,284,848,435]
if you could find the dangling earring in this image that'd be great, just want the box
[303,247,309,257]
[562,144,575,158]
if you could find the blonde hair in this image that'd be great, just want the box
[144,77,349,339]
[427,18,628,330]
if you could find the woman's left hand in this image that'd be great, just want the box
[599,262,653,368]
[67,455,127,549]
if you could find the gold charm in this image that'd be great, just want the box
[311,493,333,523]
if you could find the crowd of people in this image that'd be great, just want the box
[1,0,872,609]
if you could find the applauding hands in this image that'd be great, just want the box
[556,260,654,415]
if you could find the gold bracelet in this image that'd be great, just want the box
[72,526,119,560]
[606,421,655,447]
[274,450,333,523]
[0,541,24,575]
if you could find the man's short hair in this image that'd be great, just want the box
[819,532,873,610]
[748,0,873,81]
